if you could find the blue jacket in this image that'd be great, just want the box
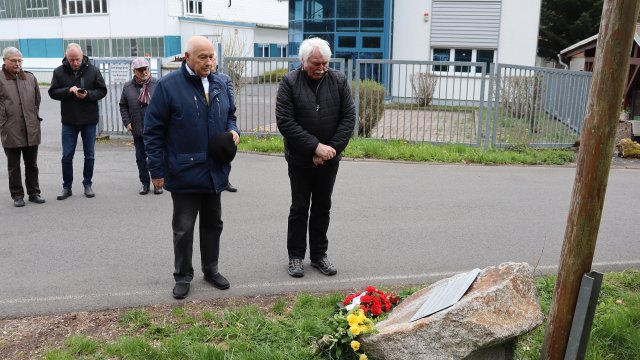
[143,62,238,193]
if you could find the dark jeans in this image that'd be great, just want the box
[3,146,40,199]
[171,192,223,284]
[61,123,96,189]
[133,136,150,185]
[287,162,339,261]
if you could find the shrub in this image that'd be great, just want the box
[258,68,289,83]
[225,61,246,100]
[410,72,438,106]
[500,75,543,132]
[352,79,386,137]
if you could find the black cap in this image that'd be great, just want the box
[208,132,237,164]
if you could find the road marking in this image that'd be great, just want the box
[1,260,638,306]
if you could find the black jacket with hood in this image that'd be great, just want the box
[48,55,107,126]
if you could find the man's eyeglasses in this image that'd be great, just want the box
[134,67,149,72]
[5,59,23,64]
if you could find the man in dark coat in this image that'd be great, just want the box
[275,37,356,278]
[119,57,158,195]
[144,36,239,300]
[48,43,107,200]
[0,47,45,207]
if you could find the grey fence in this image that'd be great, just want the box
[489,63,592,148]
[354,59,488,147]
[91,56,591,148]
[93,58,162,136]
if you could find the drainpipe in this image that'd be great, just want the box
[557,53,569,69]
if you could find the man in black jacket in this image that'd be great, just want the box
[276,37,355,278]
[48,43,107,200]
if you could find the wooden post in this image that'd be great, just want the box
[541,0,640,358]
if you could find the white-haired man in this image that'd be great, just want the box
[276,37,356,277]
[0,47,45,207]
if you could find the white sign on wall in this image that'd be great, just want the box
[109,63,132,84]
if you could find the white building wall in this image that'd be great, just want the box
[201,0,287,26]
[392,0,431,61]
[392,0,540,66]
[254,28,287,45]
[569,57,586,71]
[496,0,541,66]
[0,0,286,46]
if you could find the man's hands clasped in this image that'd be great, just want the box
[313,143,336,166]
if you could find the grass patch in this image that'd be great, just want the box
[41,271,639,359]
[237,135,576,165]
[515,269,640,360]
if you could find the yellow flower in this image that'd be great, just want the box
[350,340,361,351]
[359,354,368,360]
[357,311,367,323]
[350,325,361,335]
[347,313,359,326]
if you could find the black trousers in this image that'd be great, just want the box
[4,146,40,199]
[287,162,339,261]
[171,192,223,283]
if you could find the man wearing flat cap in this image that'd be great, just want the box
[144,36,239,300]
[119,58,158,195]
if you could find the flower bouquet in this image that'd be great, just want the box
[343,286,399,317]
[316,286,400,360]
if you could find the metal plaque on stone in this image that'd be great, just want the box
[409,268,481,322]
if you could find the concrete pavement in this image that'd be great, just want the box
[0,91,639,319]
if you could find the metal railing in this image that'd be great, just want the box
[86,55,592,149]
[354,59,488,147]
[488,63,592,148]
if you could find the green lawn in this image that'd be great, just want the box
[43,271,640,359]
[238,135,576,166]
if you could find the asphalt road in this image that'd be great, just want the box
[1,91,639,319]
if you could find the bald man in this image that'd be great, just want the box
[144,36,239,299]
[48,43,107,200]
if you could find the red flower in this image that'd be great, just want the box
[343,286,400,318]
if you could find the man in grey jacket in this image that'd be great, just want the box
[0,47,45,207]
[119,58,158,195]
[275,37,355,277]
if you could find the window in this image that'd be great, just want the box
[130,38,138,57]
[432,48,450,72]
[432,48,495,74]
[61,0,107,15]
[337,0,358,18]
[277,44,287,57]
[454,49,471,73]
[26,0,48,10]
[476,50,494,74]
[254,43,270,57]
[338,36,356,48]
[361,0,384,18]
[185,0,203,15]
[362,36,380,49]
[304,0,333,20]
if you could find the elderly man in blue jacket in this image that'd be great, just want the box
[144,36,239,300]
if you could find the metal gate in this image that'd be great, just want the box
[353,59,489,147]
